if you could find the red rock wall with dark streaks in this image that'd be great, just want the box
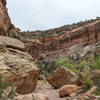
[25,20,100,60]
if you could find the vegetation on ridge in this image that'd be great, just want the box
[20,17,100,39]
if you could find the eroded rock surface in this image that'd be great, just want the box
[59,85,77,97]
[23,20,100,61]
[0,45,40,94]
[0,36,25,51]
[46,67,77,88]
[0,0,19,37]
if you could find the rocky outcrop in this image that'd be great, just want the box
[59,85,77,97]
[0,38,40,94]
[0,36,25,51]
[46,67,77,88]
[0,0,18,37]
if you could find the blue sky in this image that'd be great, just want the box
[7,0,100,31]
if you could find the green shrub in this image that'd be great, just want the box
[91,75,100,87]
[78,60,88,72]
[81,71,93,93]
[92,56,100,70]
[0,75,15,100]
[56,58,78,74]
[56,58,69,66]
[79,60,87,68]
[94,87,100,96]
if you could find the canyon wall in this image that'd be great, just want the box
[24,20,100,61]
[41,20,100,52]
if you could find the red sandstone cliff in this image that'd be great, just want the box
[24,20,100,61]
[0,0,18,37]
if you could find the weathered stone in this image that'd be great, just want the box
[59,85,77,97]
[0,47,40,94]
[22,20,100,62]
[46,67,77,88]
[14,93,49,100]
[0,0,16,36]
[8,29,19,38]
[0,36,25,51]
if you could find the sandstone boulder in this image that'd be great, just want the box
[0,36,24,51]
[8,29,19,38]
[14,93,49,100]
[0,47,40,94]
[46,67,77,88]
[59,85,77,97]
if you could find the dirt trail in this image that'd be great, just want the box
[34,82,66,100]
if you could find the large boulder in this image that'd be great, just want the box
[8,29,19,38]
[0,36,24,51]
[14,93,49,100]
[46,67,77,88]
[0,47,40,94]
[59,85,77,97]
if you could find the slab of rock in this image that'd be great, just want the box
[14,93,49,100]
[0,36,24,51]
[46,67,77,88]
[0,47,40,94]
[82,86,97,100]
[59,85,77,97]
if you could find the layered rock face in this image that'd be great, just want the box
[0,0,18,37]
[0,35,24,51]
[40,20,100,53]
[24,20,100,62]
[0,36,40,94]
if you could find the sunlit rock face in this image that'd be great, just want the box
[0,40,40,94]
[40,20,100,53]
[24,20,100,62]
[0,0,18,37]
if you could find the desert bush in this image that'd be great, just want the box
[92,56,100,70]
[81,71,93,93]
[94,87,100,96]
[91,74,100,87]
[79,60,87,68]
[56,58,78,74]
[0,75,15,100]
[78,60,87,72]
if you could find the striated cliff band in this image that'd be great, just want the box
[20,20,100,61]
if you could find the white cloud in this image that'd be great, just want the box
[7,0,100,31]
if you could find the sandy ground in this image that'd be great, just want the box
[34,81,66,100]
